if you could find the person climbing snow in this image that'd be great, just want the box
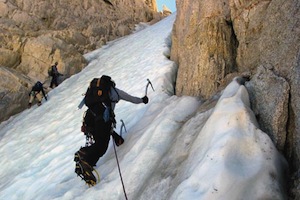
[48,62,63,88]
[74,75,149,186]
[28,81,47,108]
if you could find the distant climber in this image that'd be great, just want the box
[74,75,149,186]
[48,62,63,88]
[28,81,47,108]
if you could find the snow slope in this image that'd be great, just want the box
[0,14,287,200]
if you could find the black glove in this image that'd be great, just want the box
[142,96,149,104]
[112,131,124,146]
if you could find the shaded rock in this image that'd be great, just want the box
[0,66,32,122]
[246,65,290,152]
[285,48,300,199]
[0,48,20,68]
[230,1,300,198]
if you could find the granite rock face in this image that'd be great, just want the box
[0,67,32,122]
[171,0,238,99]
[171,0,300,198]
[246,65,290,152]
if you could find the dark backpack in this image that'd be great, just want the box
[32,81,43,91]
[48,65,58,76]
[48,67,53,76]
[84,75,115,108]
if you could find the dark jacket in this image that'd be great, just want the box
[50,64,62,77]
[31,82,47,99]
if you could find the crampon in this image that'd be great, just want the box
[74,151,100,187]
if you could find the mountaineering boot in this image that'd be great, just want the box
[74,149,97,186]
[74,148,86,162]
[75,160,97,186]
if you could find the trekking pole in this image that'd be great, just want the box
[112,137,128,200]
[145,79,155,96]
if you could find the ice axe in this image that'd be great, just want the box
[120,120,127,137]
[145,79,155,96]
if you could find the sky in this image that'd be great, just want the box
[0,14,288,200]
[156,0,176,12]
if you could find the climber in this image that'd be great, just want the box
[28,81,47,108]
[48,62,63,88]
[74,75,149,185]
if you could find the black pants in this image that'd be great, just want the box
[81,110,112,166]
[50,75,59,88]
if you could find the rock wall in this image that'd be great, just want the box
[0,67,32,122]
[171,0,300,198]
[171,0,238,99]
[246,65,290,152]
[0,0,162,122]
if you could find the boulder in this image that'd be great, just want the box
[246,65,290,152]
[0,66,32,122]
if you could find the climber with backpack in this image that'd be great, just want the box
[28,81,47,108]
[74,75,149,186]
[48,62,63,88]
